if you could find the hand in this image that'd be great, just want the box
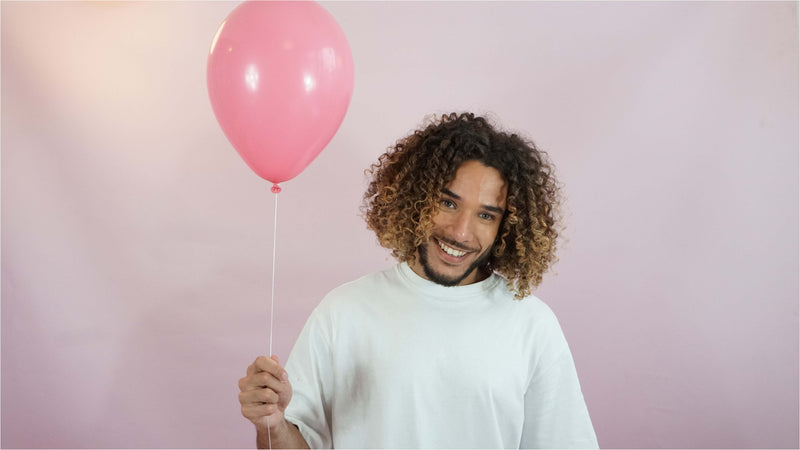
[238,355,293,433]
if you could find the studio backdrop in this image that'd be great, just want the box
[2,1,798,448]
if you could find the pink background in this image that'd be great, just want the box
[2,1,797,448]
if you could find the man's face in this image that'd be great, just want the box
[412,160,508,286]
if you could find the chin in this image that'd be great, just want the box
[422,264,470,287]
[418,241,487,287]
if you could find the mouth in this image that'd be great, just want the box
[434,237,474,259]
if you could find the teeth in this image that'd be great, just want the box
[437,239,467,257]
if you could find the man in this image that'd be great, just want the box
[238,113,598,449]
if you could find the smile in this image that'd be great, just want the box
[435,238,469,258]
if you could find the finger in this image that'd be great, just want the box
[239,388,279,405]
[239,374,265,393]
[246,357,264,377]
[253,355,288,381]
[241,372,287,393]
[253,355,282,374]
[241,403,281,421]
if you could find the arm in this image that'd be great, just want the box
[520,349,598,449]
[239,355,310,449]
[256,418,309,449]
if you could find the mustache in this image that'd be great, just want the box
[433,236,478,253]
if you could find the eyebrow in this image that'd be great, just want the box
[441,188,506,215]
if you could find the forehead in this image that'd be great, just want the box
[445,160,508,208]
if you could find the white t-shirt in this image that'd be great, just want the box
[284,263,598,449]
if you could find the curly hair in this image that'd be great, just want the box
[362,112,562,300]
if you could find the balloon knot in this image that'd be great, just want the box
[271,184,282,194]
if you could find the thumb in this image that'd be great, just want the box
[270,354,280,365]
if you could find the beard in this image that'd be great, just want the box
[417,240,494,286]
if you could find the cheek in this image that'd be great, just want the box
[480,224,502,247]
[429,212,452,231]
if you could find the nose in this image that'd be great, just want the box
[449,211,473,242]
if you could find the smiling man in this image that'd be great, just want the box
[414,160,507,287]
[237,113,598,449]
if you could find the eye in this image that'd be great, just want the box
[479,212,496,221]
[441,199,456,209]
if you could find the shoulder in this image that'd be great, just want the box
[311,264,400,316]
[322,264,396,300]
[485,275,567,346]
[489,275,559,320]
[515,293,559,325]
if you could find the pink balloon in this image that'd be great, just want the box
[207,1,354,187]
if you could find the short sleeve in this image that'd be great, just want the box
[283,308,334,449]
[520,322,598,449]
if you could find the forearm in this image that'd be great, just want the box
[256,419,310,449]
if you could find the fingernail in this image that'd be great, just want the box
[282,372,289,381]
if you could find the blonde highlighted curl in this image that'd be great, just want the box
[362,112,562,300]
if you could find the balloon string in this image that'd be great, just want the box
[267,415,272,449]
[270,190,278,358]
[266,190,279,449]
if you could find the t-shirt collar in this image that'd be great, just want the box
[396,261,501,301]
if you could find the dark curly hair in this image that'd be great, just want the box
[362,112,562,300]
